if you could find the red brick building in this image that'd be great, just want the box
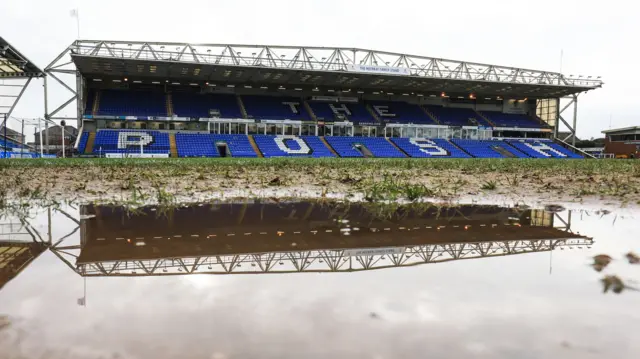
[602,127,640,158]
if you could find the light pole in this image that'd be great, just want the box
[61,120,66,158]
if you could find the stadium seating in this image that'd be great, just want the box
[172,93,243,118]
[97,90,167,117]
[92,130,170,154]
[308,101,376,124]
[368,101,436,124]
[84,89,95,115]
[175,133,220,157]
[253,135,335,157]
[77,132,89,153]
[324,136,405,158]
[506,139,582,158]
[242,96,310,120]
[425,106,491,127]
[481,112,543,128]
[451,139,529,158]
[212,134,257,157]
[391,138,471,158]
[0,137,22,150]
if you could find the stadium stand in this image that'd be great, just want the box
[0,138,22,150]
[253,135,335,157]
[325,136,405,158]
[506,139,582,158]
[391,138,471,158]
[84,89,95,115]
[368,101,436,124]
[308,101,375,124]
[480,112,543,128]
[172,93,243,118]
[92,130,170,154]
[77,132,89,154]
[211,134,258,157]
[175,133,220,157]
[78,129,586,159]
[451,139,529,158]
[242,96,310,120]
[97,90,167,117]
[425,106,491,127]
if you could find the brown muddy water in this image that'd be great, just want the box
[0,200,638,359]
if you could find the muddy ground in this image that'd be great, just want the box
[1,158,639,206]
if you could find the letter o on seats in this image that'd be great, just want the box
[275,135,311,154]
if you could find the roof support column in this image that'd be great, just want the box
[558,94,578,145]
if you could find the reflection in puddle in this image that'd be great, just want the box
[3,200,591,282]
[3,201,640,358]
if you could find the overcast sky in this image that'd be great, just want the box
[1,0,637,139]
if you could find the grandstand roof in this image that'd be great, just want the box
[601,126,640,135]
[0,37,44,78]
[67,40,602,99]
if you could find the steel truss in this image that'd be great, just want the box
[43,44,82,129]
[66,40,601,88]
[50,209,591,277]
[51,237,593,277]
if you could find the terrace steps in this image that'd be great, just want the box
[366,104,383,124]
[85,132,96,154]
[166,93,173,116]
[169,134,178,158]
[248,135,264,157]
[320,136,339,156]
[304,101,317,121]
[385,137,409,157]
[237,96,248,119]
[474,111,495,127]
[421,106,440,124]
[92,91,100,116]
[492,145,517,158]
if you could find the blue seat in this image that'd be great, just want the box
[92,130,170,155]
[242,96,310,121]
[425,106,491,127]
[324,137,405,158]
[451,139,529,158]
[172,93,242,119]
[506,139,582,158]
[368,101,436,124]
[481,112,544,128]
[97,90,167,117]
[253,135,335,157]
[308,102,376,124]
[391,138,471,158]
[77,132,89,153]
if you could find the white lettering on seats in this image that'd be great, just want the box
[409,138,448,156]
[118,132,153,149]
[282,102,300,114]
[373,105,396,117]
[329,103,352,116]
[274,135,311,154]
[522,141,566,157]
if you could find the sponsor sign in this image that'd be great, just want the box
[105,153,169,158]
[347,64,410,76]
[311,96,358,103]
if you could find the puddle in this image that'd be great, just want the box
[0,200,638,358]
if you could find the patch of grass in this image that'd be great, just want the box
[481,181,497,191]
[404,183,435,202]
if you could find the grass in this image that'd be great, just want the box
[481,181,498,191]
